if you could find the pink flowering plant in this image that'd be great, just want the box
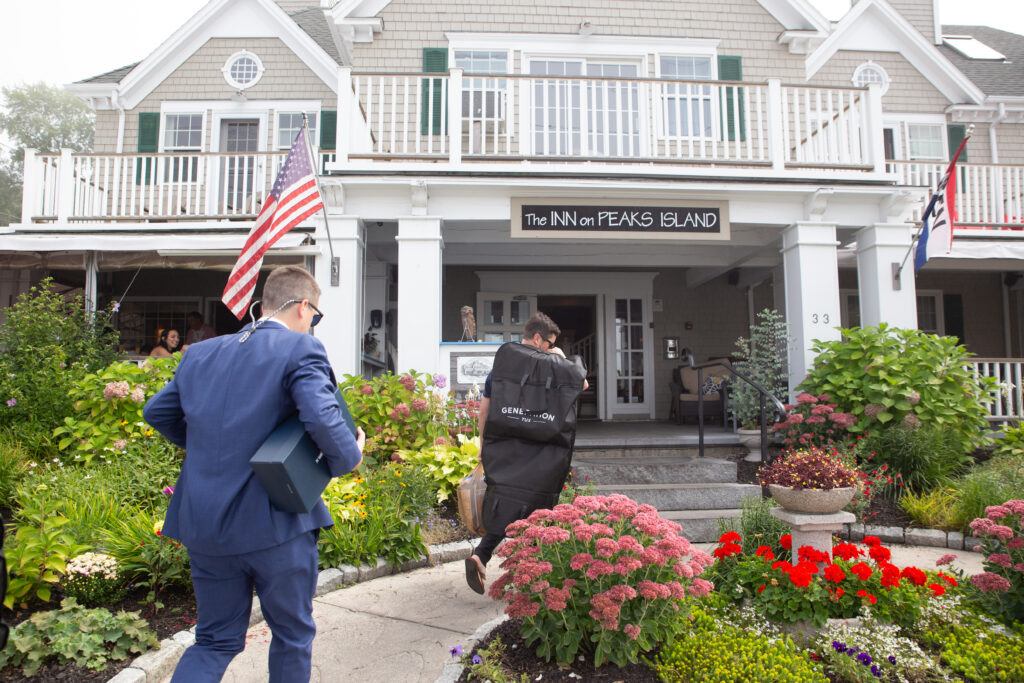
[339,371,451,467]
[967,499,1024,624]
[772,393,857,449]
[53,357,178,464]
[487,494,714,667]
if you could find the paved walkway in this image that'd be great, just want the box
[206,543,984,683]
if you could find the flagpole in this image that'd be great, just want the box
[893,124,973,280]
[301,114,336,267]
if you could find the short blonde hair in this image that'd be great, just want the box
[261,266,320,311]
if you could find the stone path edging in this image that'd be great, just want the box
[840,523,982,552]
[105,540,477,683]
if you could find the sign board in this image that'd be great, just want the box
[511,198,730,241]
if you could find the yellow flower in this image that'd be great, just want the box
[120,420,128,426]
[145,429,154,436]
[153,520,164,535]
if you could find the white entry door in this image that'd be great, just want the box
[475,292,538,342]
[603,295,652,415]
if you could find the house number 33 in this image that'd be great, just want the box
[811,313,831,324]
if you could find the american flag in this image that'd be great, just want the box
[914,132,970,271]
[222,128,324,319]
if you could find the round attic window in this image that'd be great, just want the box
[852,62,890,96]
[223,51,264,90]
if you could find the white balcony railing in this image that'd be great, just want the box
[341,71,876,170]
[891,161,1024,230]
[971,358,1024,422]
[20,71,886,224]
[21,149,336,224]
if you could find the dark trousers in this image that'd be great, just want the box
[171,530,319,683]
[474,531,505,567]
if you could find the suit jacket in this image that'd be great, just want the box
[143,320,362,556]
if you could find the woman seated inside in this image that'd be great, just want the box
[149,328,185,357]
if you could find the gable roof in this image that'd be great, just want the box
[806,0,984,105]
[939,25,1024,98]
[68,0,339,109]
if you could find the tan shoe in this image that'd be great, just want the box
[465,555,486,594]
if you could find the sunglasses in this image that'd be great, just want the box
[278,299,324,327]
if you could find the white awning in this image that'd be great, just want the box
[0,231,319,269]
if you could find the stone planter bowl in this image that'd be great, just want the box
[768,484,855,514]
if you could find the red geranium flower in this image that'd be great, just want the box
[832,543,863,561]
[868,545,891,563]
[780,534,792,549]
[928,582,946,596]
[772,560,793,571]
[863,535,881,547]
[718,531,741,544]
[788,568,813,588]
[849,562,873,581]
[900,566,927,586]
[938,572,958,587]
[823,564,846,583]
[856,589,878,604]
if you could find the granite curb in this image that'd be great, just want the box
[839,523,983,551]
[106,539,476,683]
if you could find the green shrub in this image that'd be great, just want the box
[653,607,827,683]
[396,435,479,503]
[992,424,1024,459]
[318,463,435,568]
[854,423,970,494]
[4,494,89,609]
[900,488,962,530]
[0,278,119,441]
[800,324,994,455]
[716,494,791,559]
[0,433,30,509]
[956,454,1024,527]
[940,622,1024,682]
[53,356,178,464]
[730,308,792,429]
[99,505,190,606]
[0,598,158,676]
[339,371,451,466]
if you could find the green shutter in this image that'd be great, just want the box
[717,55,745,142]
[421,47,448,136]
[320,110,337,150]
[136,112,159,185]
[947,124,968,163]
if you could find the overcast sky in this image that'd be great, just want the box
[0,0,1022,94]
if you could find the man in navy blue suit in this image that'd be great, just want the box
[144,265,364,682]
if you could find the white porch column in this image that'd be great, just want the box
[396,216,443,374]
[83,251,98,313]
[781,222,842,393]
[855,223,918,329]
[312,216,363,378]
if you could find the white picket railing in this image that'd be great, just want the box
[891,161,1024,229]
[21,149,336,223]
[970,358,1024,422]
[345,71,874,169]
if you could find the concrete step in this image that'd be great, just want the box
[572,455,737,485]
[575,444,742,459]
[594,482,761,511]
[661,509,742,543]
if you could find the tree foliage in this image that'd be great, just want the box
[0,82,93,159]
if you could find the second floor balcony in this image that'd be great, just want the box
[11,69,1023,231]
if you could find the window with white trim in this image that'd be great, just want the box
[906,123,944,161]
[454,50,508,120]
[840,290,944,335]
[852,62,890,95]
[659,55,714,138]
[276,112,318,150]
[223,51,264,90]
[162,113,203,182]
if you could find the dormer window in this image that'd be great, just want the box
[223,51,265,90]
[852,61,890,95]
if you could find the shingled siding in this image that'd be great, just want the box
[810,51,947,114]
[350,0,807,83]
[122,38,336,152]
[887,0,936,43]
[93,112,120,154]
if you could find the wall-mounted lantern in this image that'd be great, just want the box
[663,336,680,359]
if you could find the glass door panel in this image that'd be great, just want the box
[613,297,645,404]
[476,292,537,343]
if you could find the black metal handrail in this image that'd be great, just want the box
[684,352,788,462]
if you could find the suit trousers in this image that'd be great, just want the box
[171,530,320,683]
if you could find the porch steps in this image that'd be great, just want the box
[571,452,760,542]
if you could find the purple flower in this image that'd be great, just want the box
[472,655,482,665]
[5,398,15,407]
[857,653,873,666]
[888,655,897,665]
[448,644,463,658]
[163,486,175,496]
[432,373,447,389]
